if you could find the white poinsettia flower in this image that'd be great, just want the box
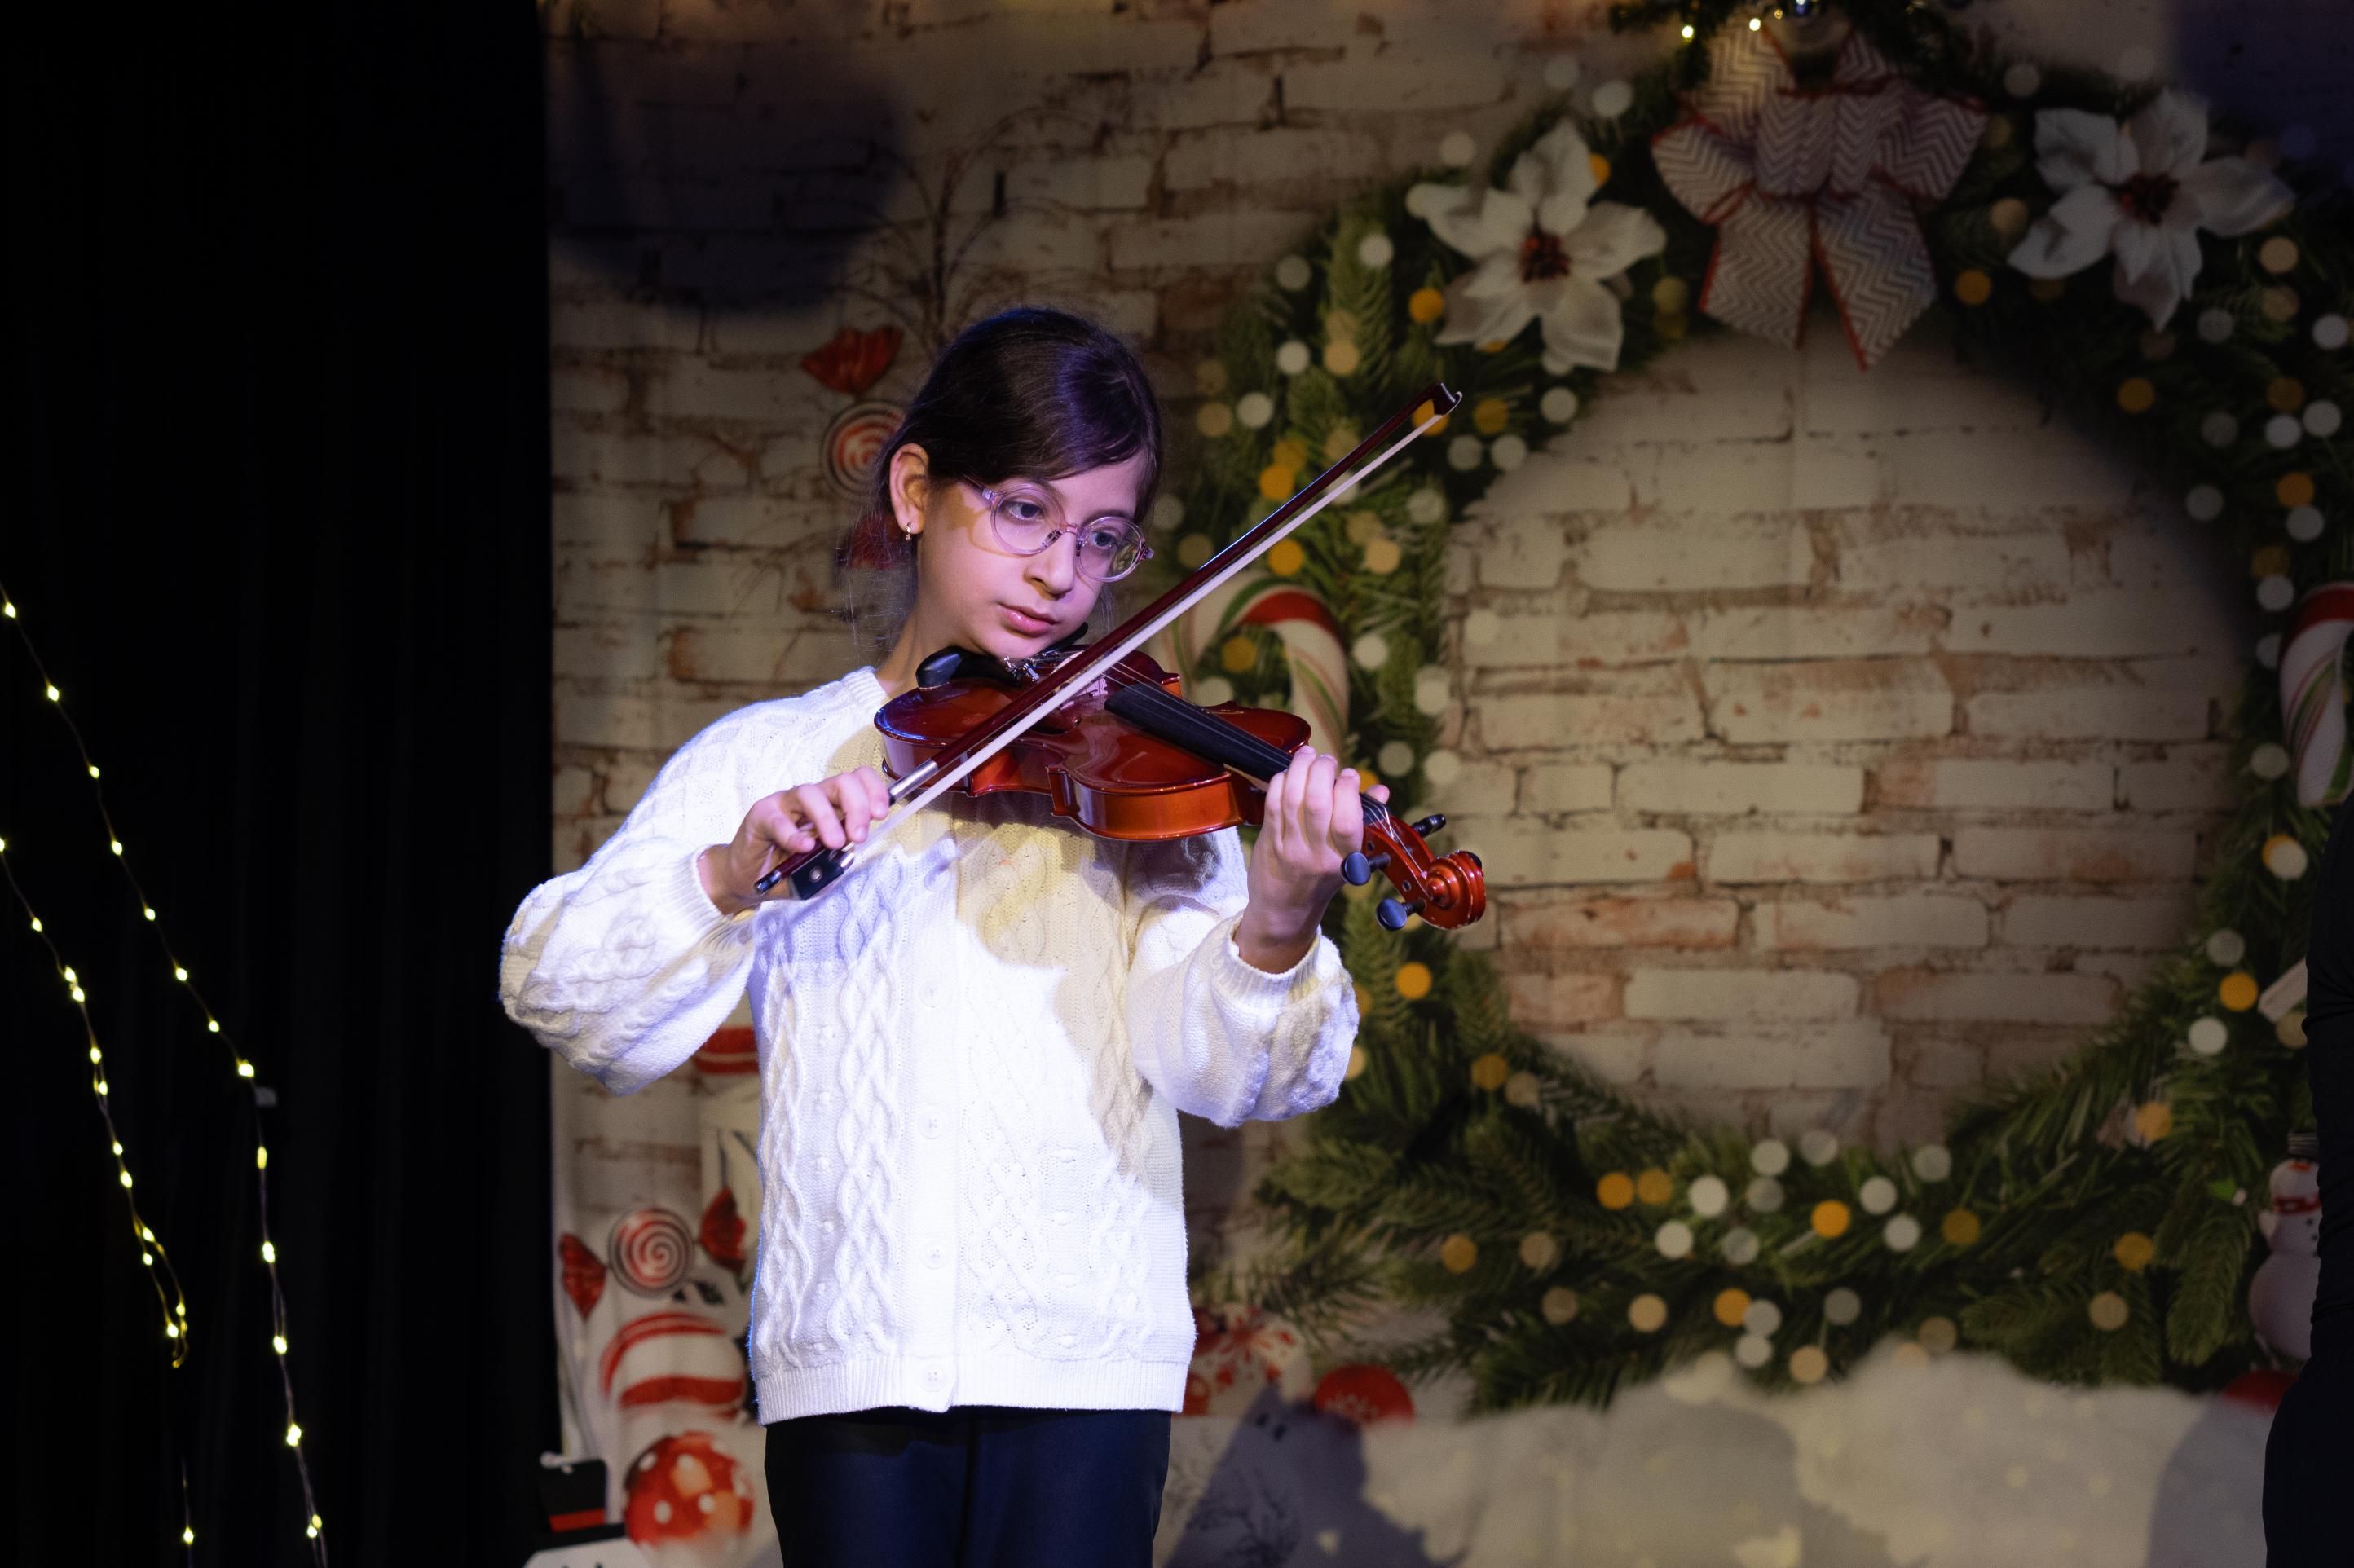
[1410,121,1667,372]
[2008,89,2292,328]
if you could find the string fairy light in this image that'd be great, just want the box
[0,838,197,1560]
[2,577,328,1562]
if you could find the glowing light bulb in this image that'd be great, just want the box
[141,1225,154,1241]
[262,1240,276,1262]
[0,836,7,852]
[306,1522,320,1539]
[1682,23,1695,37]
[285,1422,303,1447]
[183,1528,195,1546]
[143,906,156,921]
[174,965,187,981]
[44,684,60,702]
[109,839,123,855]
[256,1146,269,1171]
[119,1169,132,1188]
[273,1333,289,1354]
[95,1079,108,1095]
[62,966,77,983]
[2,601,15,617]
[1749,14,1761,27]
[143,1250,154,1264]
[166,1323,180,1339]
[207,1020,221,1033]
[28,917,40,932]
[237,1059,255,1078]
[89,1046,102,1064]
[71,986,86,1003]
[112,1140,123,1155]
[87,764,100,779]
[310,1515,323,1532]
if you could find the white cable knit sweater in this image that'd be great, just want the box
[500,666,1359,1423]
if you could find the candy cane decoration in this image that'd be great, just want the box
[2281,583,2354,806]
[1160,569,1351,757]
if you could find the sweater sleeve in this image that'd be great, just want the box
[500,710,774,1095]
[1121,828,1360,1128]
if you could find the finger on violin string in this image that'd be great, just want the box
[1297,751,1338,846]
[1259,760,1289,855]
[1333,767,1366,849]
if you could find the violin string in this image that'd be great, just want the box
[1091,662,1395,826]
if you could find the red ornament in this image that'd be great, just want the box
[691,1026,756,1077]
[841,508,910,569]
[800,325,901,399]
[622,1430,756,1557]
[559,1232,606,1319]
[699,1189,747,1272]
[2222,1368,2297,1412]
[1312,1363,1415,1426]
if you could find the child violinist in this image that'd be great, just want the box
[500,306,1375,1565]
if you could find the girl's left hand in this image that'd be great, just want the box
[1237,748,1389,972]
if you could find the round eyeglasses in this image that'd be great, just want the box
[969,482,1153,583]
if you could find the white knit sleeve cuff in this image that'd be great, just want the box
[655,845,759,949]
[1214,914,1345,1014]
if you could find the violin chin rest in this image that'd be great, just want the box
[916,647,974,688]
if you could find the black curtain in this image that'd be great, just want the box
[4,4,553,1564]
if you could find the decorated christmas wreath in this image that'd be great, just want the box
[1157,0,2351,1410]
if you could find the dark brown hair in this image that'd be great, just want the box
[838,306,1164,658]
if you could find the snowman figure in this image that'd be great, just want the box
[2250,1134,2322,1360]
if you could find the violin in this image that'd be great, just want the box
[751,379,1486,931]
[875,644,1484,931]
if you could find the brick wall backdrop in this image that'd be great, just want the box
[544,0,2351,1157]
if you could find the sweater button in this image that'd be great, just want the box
[924,1366,947,1392]
[919,1109,944,1140]
[924,1244,947,1270]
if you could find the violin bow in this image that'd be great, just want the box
[753,380,1463,901]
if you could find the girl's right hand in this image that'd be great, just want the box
[698,767,893,916]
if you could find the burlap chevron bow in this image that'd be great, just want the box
[1651,28,1987,369]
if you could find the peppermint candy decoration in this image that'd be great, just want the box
[600,1309,747,1415]
[608,1205,695,1297]
[821,399,904,499]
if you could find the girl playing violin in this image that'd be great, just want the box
[500,306,1378,1566]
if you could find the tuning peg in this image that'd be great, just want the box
[1339,850,1391,886]
[1409,813,1446,838]
[1377,896,1422,931]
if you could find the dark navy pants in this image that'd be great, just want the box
[764,1405,1171,1568]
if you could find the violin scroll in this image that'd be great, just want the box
[1348,805,1484,932]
